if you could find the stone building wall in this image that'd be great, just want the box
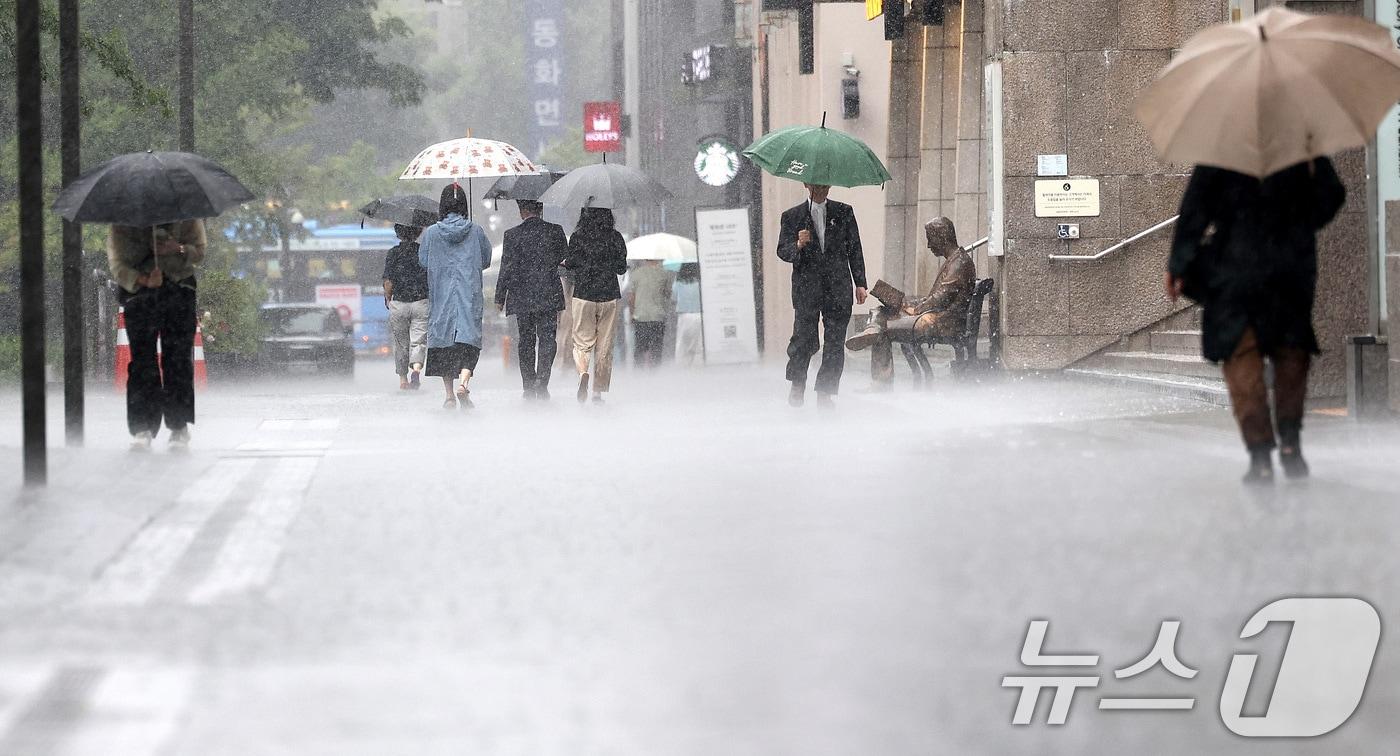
[980,0,1372,398]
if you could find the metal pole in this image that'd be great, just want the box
[178,0,195,151]
[60,0,84,447]
[16,0,47,485]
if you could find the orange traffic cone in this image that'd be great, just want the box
[114,307,131,392]
[193,323,208,390]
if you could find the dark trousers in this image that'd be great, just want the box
[123,283,197,436]
[786,301,851,395]
[633,321,665,367]
[1222,327,1311,450]
[516,309,560,390]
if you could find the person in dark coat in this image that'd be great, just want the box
[496,200,569,399]
[777,183,868,407]
[563,207,629,403]
[1167,157,1345,484]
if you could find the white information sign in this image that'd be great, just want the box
[315,283,363,326]
[1034,178,1101,218]
[1036,154,1068,177]
[694,208,759,364]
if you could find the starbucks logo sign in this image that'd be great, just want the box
[695,139,741,187]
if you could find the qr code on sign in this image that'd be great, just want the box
[724,325,737,338]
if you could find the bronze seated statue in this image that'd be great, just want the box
[845,217,976,384]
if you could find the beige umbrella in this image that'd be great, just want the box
[1135,8,1400,178]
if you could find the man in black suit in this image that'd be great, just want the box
[777,183,868,407]
[496,200,570,399]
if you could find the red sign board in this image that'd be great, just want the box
[583,101,622,153]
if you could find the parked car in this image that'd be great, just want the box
[258,304,355,377]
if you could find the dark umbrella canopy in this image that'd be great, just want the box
[52,150,255,227]
[537,163,671,209]
[359,194,439,227]
[484,168,567,201]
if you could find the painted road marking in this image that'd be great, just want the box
[257,418,341,432]
[235,439,333,453]
[187,456,320,605]
[84,459,259,606]
[0,666,192,756]
[62,667,193,756]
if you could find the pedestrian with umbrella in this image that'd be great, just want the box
[743,116,887,408]
[364,195,438,391]
[625,235,694,369]
[52,150,254,451]
[562,207,629,403]
[496,199,570,400]
[363,195,438,391]
[1137,8,1400,483]
[418,183,494,410]
[541,162,670,403]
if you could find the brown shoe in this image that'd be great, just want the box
[577,373,590,403]
[844,326,883,352]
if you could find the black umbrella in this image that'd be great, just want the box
[359,194,440,227]
[51,150,255,227]
[537,163,671,209]
[483,168,568,202]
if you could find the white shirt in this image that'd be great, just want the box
[809,200,827,250]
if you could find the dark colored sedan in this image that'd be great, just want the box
[258,304,355,377]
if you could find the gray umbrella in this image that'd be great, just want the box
[52,150,255,226]
[359,194,439,227]
[484,168,567,202]
[537,163,672,209]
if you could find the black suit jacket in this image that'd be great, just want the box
[777,199,867,311]
[496,216,569,315]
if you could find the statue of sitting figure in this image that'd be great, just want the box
[845,216,976,384]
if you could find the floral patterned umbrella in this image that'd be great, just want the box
[399,137,540,181]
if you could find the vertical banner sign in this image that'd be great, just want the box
[584,101,623,153]
[525,0,566,160]
[1378,0,1399,322]
[695,208,760,364]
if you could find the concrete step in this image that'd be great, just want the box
[1148,330,1202,356]
[1094,351,1221,380]
[1064,367,1230,406]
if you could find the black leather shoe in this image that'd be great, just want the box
[1242,448,1274,485]
[788,382,805,407]
[1279,445,1310,480]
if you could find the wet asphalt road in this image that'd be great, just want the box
[1,356,1398,754]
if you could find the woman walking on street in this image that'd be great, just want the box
[1168,157,1345,484]
[383,224,431,391]
[419,183,493,410]
[563,207,628,403]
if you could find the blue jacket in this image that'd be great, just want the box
[419,213,492,349]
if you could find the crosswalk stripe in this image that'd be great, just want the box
[187,456,320,605]
[84,458,258,606]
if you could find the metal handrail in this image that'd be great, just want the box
[1047,216,1179,261]
[963,236,989,252]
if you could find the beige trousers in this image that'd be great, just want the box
[570,297,620,392]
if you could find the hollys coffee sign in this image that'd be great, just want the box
[584,101,622,153]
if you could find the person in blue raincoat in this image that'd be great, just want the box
[419,183,493,410]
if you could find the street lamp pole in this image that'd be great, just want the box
[178,0,195,151]
[60,0,85,447]
[16,0,47,485]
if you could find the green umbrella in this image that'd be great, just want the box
[742,115,891,188]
